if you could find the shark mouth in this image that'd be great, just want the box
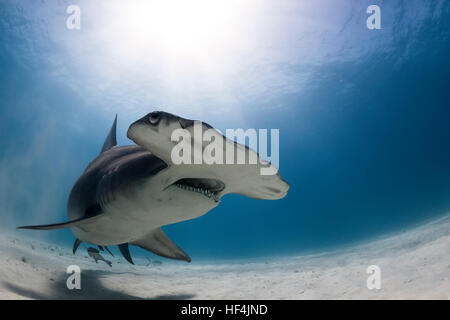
[173,178,225,202]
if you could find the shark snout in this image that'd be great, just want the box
[127,118,158,144]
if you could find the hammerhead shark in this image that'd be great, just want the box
[18,112,289,264]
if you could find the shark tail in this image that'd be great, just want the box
[73,238,82,254]
[104,246,114,257]
[118,243,134,265]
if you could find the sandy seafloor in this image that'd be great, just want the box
[0,214,448,300]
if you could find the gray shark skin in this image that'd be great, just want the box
[18,112,290,264]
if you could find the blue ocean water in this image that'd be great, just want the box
[0,0,449,261]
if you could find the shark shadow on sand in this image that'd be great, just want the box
[2,270,195,300]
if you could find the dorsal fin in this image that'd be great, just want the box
[100,114,117,153]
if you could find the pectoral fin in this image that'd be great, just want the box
[131,228,191,263]
[18,203,104,231]
[17,214,102,230]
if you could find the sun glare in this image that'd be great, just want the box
[111,0,242,56]
[91,0,254,116]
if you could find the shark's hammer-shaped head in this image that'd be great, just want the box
[127,111,226,204]
[127,111,193,162]
[127,111,289,205]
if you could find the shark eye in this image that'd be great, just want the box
[148,112,160,125]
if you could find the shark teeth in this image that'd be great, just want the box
[175,184,219,202]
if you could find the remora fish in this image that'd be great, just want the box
[87,247,112,267]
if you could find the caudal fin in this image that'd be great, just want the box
[118,243,134,265]
[73,238,82,254]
